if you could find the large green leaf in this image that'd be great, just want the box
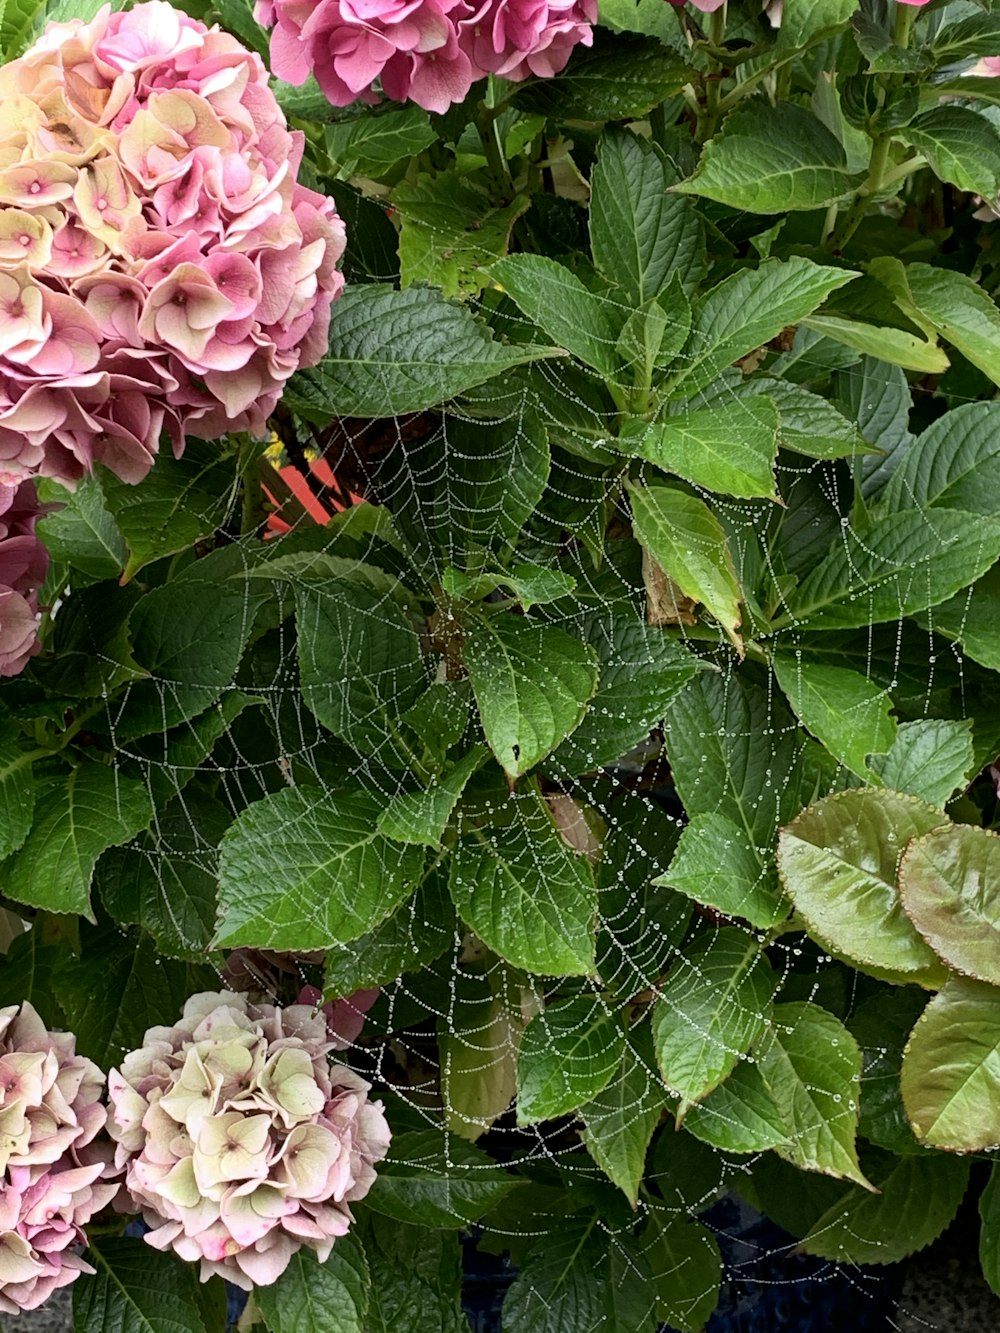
[295,576,428,758]
[897,107,1000,201]
[776,508,1000,629]
[0,930,65,1029]
[100,442,238,582]
[883,400,1000,515]
[669,257,856,398]
[734,377,867,461]
[621,398,779,500]
[37,582,144,700]
[774,0,859,52]
[122,692,259,809]
[440,981,521,1141]
[981,1163,1000,1301]
[326,107,436,178]
[396,174,529,297]
[900,823,1000,986]
[464,613,598,779]
[214,786,424,950]
[548,613,701,777]
[580,1033,664,1205]
[917,562,1000,671]
[0,764,151,918]
[772,654,897,780]
[511,30,692,120]
[377,746,486,847]
[364,1131,518,1228]
[683,1060,789,1155]
[777,789,948,984]
[676,103,860,213]
[646,1217,722,1333]
[449,791,596,976]
[758,1002,870,1189]
[653,928,776,1116]
[0,739,34,860]
[867,718,974,806]
[847,987,928,1155]
[659,813,787,929]
[73,1238,209,1333]
[802,313,949,374]
[256,1238,369,1333]
[285,285,559,422]
[517,995,625,1124]
[901,975,1000,1152]
[627,482,743,648]
[36,476,126,583]
[490,254,620,375]
[832,355,914,499]
[590,126,705,303]
[363,1219,467,1333]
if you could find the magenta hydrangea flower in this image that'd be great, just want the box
[0,1,345,489]
[0,481,48,676]
[259,0,596,113]
[106,991,391,1290]
[0,1002,116,1315]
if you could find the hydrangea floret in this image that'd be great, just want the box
[0,1002,116,1315]
[106,991,391,1290]
[258,0,598,114]
[0,0,345,489]
[0,481,48,676]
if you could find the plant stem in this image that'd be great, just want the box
[828,129,892,253]
[475,102,512,204]
[698,4,728,142]
[894,1,919,49]
[238,435,265,536]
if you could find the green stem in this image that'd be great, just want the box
[827,129,893,253]
[697,4,728,142]
[894,1,919,49]
[238,436,265,537]
[475,102,513,204]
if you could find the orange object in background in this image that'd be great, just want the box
[262,454,362,535]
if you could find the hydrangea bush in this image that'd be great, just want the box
[1,0,1000,1329]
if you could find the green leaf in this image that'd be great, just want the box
[867,719,975,806]
[441,564,576,609]
[901,975,1000,1152]
[285,285,559,422]
[981,1163,1000,1300]
[548,613,702,777]
[0,765,151,919]
[36,476,126,583]
[517,995,625,1124]
[884,401,1000,515]
[659,812,787,929]
[801,313,949,374]
[627,482,743,649]
[120,692,257,809]
[37,583,144,699]
[490,254,620,375]
[400,680,472,773]
[590,126,705,303]
[683,1059,789,1155]
[676,103,860,213]
[847,987,928,1156]
[622,398,779,500]
[653,928,776,1116]
[100,442,238,582]
[737,378,868,461]
[464,613,598,779]
[777,790,948,984]
[917,563,1000,671]
[776,508,1000,629]
[97,793,230,960]
[256,1237,369,1333]
[295,575,427,758]
[758,1002,871,1189]
[324,864,454,994]
[55,923,204,1069]
[73,1238,208,1333]
[0,930,64,1028]
[512,30,692,121]
[449,790,596,976]
[377,746,486,846]
[326,107,436,178]
[897,107,1000,200]
[580,1033,664,1205]
[799,1154,969,1264]
[395,174,530,297]
[440,979,522,1141]
[646,1217,722,1333]
[774,0,859,52]
[363,1219,468,1333]
[832,355,914,499]
[364,1131,518,1228]
[0,740,34,860]
[772,654,897,780]
[900,823,1000,986]
[215,786,425,950]
[670,257,857,398]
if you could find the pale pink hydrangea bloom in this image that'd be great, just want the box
[0,1,345,489]
[0,1002,117,1315]
[0,481,48,676]
[259,0,596,114]
[107,991,391,1290]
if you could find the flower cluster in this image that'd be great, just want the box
[258,0,597,115]
[0,1002,116,1315]
[0,1,344,489]
[0,481,48,676]
[107,991,391,1290]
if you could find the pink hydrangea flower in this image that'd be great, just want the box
[665,0,726,11]
[0,1,345,489]
[0,1002,117,1315]
[107,991,391,1290]
[0,481,48,676]
[260,0,596,112]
